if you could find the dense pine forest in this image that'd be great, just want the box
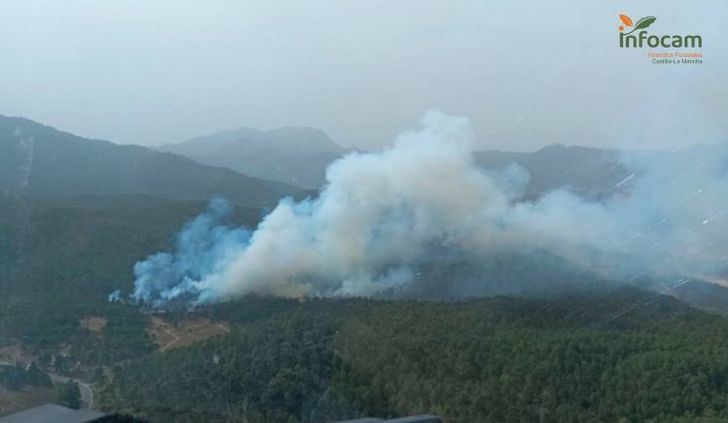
[101,290,728,422]
[5,195,728,421]
[0,194,257,353]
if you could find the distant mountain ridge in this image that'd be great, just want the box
[160,126,346,189]
[0,114,640,206]
[162,125,631,197]
[0,115,305,207]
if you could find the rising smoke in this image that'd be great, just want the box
[128,111,728,307]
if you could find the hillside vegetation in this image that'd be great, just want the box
[0,194,260,355]
[103,291,728,422]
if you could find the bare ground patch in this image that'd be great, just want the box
[0,345,37,365]
[0,385,54,417]
[79,316,107,333]
[148,317,230,352]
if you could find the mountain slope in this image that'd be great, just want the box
[474,144,630,200]
[0,193,265,353]
[160,126,346,189]
[0,115,305,207]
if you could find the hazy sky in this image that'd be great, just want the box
[1,0,726,150]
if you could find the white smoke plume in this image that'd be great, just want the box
[129,111,728,307]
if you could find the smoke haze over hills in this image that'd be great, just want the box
[130,111,728,306]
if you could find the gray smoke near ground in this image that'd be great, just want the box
[128,111,728,307]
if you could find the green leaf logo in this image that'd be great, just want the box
[623,16,657,35]
[634,16,657,30]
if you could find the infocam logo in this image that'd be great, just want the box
[617,14,702,48]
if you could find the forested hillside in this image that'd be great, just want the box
[103,290,728,422]
[0,194,260,353]
[4,194,728,422]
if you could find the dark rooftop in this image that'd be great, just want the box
[336,416,441,423]
[0,404,106,423]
